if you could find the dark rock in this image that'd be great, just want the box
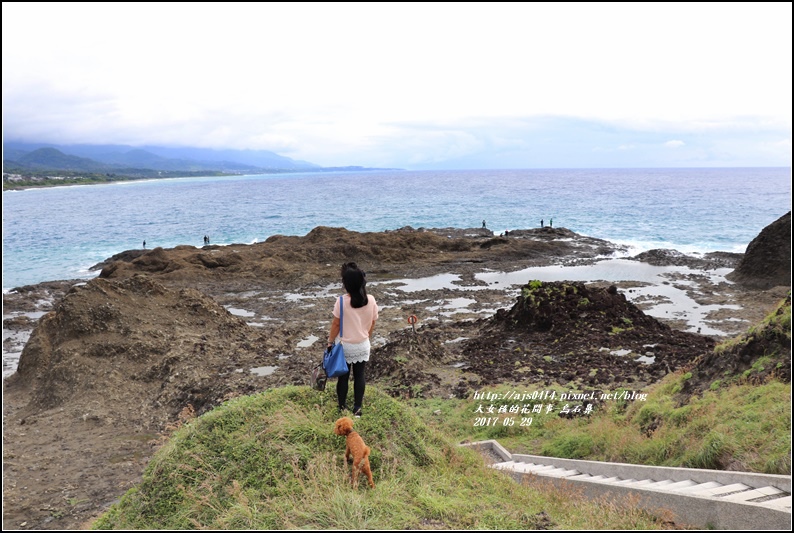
[727,211,791,289]
[461,281,714,387]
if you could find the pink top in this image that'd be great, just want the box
[333,294,379,344]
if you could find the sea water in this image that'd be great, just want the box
[2,167,791,290]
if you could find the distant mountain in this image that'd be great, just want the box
[3,148,30,162]
[136,146,322,170]
[82,148,265,172]
[3,142,320,173]
[8,147,113,172]
[3,142,402,181]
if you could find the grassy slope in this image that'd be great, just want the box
[92,387,673,530]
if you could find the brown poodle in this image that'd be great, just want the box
[333,416,375,489]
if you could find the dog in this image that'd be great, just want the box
[333,416,375,489]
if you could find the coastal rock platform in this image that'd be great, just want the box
[3,224,790,530]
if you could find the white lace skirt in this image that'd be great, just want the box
[342,338,371,364]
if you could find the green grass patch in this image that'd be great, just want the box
[412,373,790,475]
[92,385,672,530]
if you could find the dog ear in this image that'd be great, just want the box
[337,417,353,435]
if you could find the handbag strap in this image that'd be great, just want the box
[338,295,344,338]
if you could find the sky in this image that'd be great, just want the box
[2,2,792,169]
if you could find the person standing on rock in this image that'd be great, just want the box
[550,218,553,228]
[327,262,379,418]
[540,219,544,228]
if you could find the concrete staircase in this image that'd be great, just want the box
[464,440,791,530]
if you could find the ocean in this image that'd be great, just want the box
[2,167,791,291]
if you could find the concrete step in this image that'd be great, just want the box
[626,479,656,487]
[594,476,622,484]
[609,478,640,485]
[762,495,791,511]
[464,440,792,530]
[542,468,581,478]
[660,479,699,491]
[690,482,752,496]
[642,479,677,489]
[718,485,786,503]
[673,481,723,493]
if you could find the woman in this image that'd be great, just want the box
[327,262,378,417]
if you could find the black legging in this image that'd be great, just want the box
[336,361,366,410]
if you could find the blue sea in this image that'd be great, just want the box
[2,168,791,291]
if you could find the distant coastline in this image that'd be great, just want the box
[2,141,403,190]
[2,166,404,191]
[4,167,789,291]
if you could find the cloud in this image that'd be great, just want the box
[353,116,790,169]
[2,2,791,169]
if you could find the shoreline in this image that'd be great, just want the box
[1,228,776,380]
[2,227,748,293]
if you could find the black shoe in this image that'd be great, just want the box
[338,404,348,414]
[353,406,362,418]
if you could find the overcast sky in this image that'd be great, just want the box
[2,2,791,169]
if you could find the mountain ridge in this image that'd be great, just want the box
[3,141,318,173]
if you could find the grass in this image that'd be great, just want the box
[412,377,790,474]
[91,386,675,530]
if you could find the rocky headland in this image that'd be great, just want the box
[3,219,791,530]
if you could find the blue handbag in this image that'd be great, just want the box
[323,296,349,378]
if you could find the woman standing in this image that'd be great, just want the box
[327,262,378,417]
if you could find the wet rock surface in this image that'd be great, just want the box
[2,223,790,530]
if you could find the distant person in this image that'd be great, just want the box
[505,230,510,237]
[143,240,146,249]
[327,262,378,418]
[540,219,544,228]
[550,218,553,228]
[482,220,486,228]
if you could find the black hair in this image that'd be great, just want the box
[341,262,368,308]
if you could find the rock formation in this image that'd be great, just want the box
[727,212,791,289]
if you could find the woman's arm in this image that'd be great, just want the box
[328,316,340,346]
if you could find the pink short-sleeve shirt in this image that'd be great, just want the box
[333,294,379,344]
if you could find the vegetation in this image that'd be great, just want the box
[712,292,790,364]
[92,298,790,529]
[92,387,675,530]
[2,170,237,190]
[412,375,789,474]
